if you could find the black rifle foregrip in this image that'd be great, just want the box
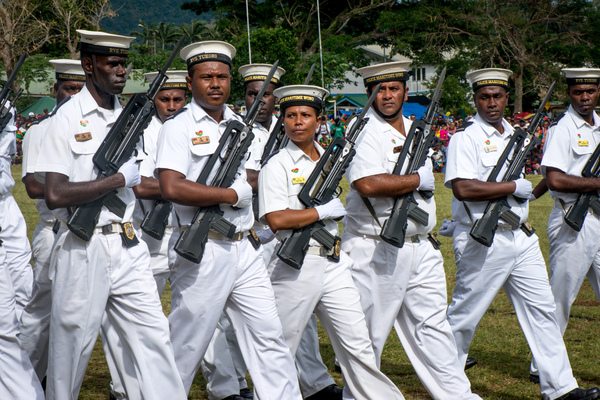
[277,225,313,269]
[141,200,172,240]
[564,194,593,232]
[67,197,105,242]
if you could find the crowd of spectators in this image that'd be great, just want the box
[11,110,48,165]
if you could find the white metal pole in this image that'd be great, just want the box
[246,0,252,63]
[317,0,324,87]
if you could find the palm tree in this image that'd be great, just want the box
[132,20,156,47]
[155,22,180,50]
[178,19,214,44]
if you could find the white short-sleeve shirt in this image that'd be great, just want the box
[35,85,136,226]
[155,99,253,232]
[0,111,17,195]
[343,109,436,237]
[258,140,339,244]
[245,120,275,171]
[132,114,166,222]
[444,113,529,226]
[21,115,55,223]
[541,105,600,203]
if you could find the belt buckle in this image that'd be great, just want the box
[101,224,113,235]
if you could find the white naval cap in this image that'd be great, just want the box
[77,29,134,57]
[50,59,85,82]
[143,70,188,90]
[238,63,286,87]
[273,85,329,111]
[356,61,412,87]
[180,41,236,69]
[562,68,600,85]
[466,68,512,91]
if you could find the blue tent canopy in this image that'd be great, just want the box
[329,102,428,119]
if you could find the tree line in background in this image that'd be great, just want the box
[1,0,599,113]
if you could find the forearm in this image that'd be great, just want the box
[451,178,516,201]
[352,173,420,198]
[23,173,45,199]
[45,172,126,209]
[265,208,320,231]
[158,169,237,207]
[546,168,600,193]
[133,176,163,200]
[246,169,259,193]
[532,178,548,199]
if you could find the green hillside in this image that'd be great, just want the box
[101,0,204,36]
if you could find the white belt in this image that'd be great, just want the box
[93,222,124,235]
[405,234,429,243]
[176,225,250,241]
[305,245,334,256]
[556,198,599,217]
[40,219,57,228]
[0,192,11,201]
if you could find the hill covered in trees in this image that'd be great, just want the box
[102,0,205,36]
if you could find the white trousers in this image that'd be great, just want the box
[547,203,600,333]
[270,250,404,400]
[168,233,301,400]
[341,231,480,400]
[448,224,577,400]
[46,230,186,400]
[0,194,33,319]
[19,222,55,381]
[0,241,45,400]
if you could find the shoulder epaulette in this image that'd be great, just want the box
[28,113,51,127]
[233,110,243,118]
[166,106,188,121]
[50,96,72,116]
[549,113,565,127]
[261,150,280,168]
[455,121,473,133]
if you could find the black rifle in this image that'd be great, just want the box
[470,81,555,246]
[174,61,280,263]
[67,36,185,241]
[251,64,317,221]
[0,53,27,132]
[564,130,600,231]
[379,67,446,248]
[276,83,381,269]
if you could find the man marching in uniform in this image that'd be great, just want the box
[240,63,341,400]
[536,68,600,379]
[341,61,481,399]
[35,30,187,400]
[259,84,405,400]
[444,68,599,400]
[19,59,85,383]
[0,58,44,400]
[155,41,301,399]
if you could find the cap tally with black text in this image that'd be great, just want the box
[356,61,412,87]
[143,70,188,91]
[50,59,85,82]
[77,29,134,57]
[467,68,512,91]
[273,85,329,112]
[562,68,600,86]
[238,63,286,87]
[180,41,236,69]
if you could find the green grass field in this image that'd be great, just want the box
[11,165,600,400]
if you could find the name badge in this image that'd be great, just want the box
[578,140,589,147]
[75,132,92,142]
[292,177,306,184]
[393,145,403,154]
[192,136,210,145]
[484,145,498,153]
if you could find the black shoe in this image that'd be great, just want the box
[221,396,244,400]
[305,383,343,400]
[334,364,341,374]
[464,356,477,370]
[556,387,600,400]
[239,388,253,399]
[108,391,117,400]
[529,373,540,384]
